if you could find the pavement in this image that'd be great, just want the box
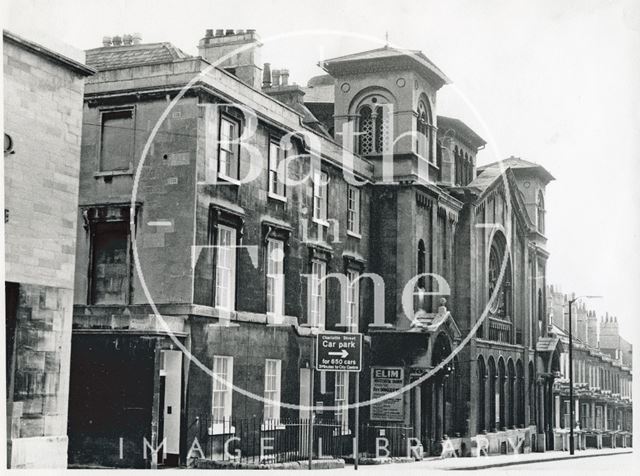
[417,447,632,471]
[324,450,635,474]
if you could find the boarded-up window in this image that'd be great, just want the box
[100,109,134,171]
[91,221,129,304]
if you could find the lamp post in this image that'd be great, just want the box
[568,295,602,455]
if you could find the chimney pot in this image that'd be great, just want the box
[205,29,214,38]
[102,36,112,47]
[272,69,281,87]
[225,29,235,36]
[132,32,142,45]
[123,34,133,46]
[236,29,244,34]
[215,29,224,36]
[247,29,256,34]
[281,69,289,86]
[112,35,122,46]
[262,62,272,88]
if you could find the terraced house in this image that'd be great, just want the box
[547,287,633,451]
[63,29,631,468]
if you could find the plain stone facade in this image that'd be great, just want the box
[4,31,93,468]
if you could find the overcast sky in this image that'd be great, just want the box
[5,0,640,339]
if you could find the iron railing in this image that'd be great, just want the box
[193,416,414,464]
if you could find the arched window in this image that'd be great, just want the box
[498,358,506,430]
[436,140,443,171]
[516,360,525,427]
[488,233,512,320]
[416,100,432,161]
[528,361,536,426]
[507,359,516,428]
[488,357,497,431]
[538,289,544,335]
[357,98,389,155]
[477,356,487,433]
[537,191,545,234]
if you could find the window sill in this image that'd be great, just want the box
[94,169,133,178]
[346,230,362,239]
[266,313,287,325]
[267,191,287,203]
[312,217,330,228]
[208,424,236,435]
[217,173,241,185]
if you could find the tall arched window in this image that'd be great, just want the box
[537,191,545,234]
[538,289,544,335]
[488,357,497,431]
[488,233,512,320]
[528,361,536,425]
[477,356,487,433]
[416,100,432,161]
[357,98,389,155]
[516,360,525,427]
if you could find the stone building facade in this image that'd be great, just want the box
[63,29,631,468]
[4,31,94,468]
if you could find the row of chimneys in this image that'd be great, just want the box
[204,29,256,38]
[102,34,142,47]
[262,63,290,88]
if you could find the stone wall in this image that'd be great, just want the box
[4,33,90,468]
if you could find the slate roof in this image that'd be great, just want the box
[437,115,486,148]
[477,157,555,183]
[536,336,564,353]
[321,46,450,88]
[85,42,190,71]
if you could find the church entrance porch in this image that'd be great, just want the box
[369,304,462,456]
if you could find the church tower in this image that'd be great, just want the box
[322,46,450,183]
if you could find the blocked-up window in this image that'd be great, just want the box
[91,221,129,304]
[214,225,237,311]
[263,359,282,422]
[100,109,134,171]
[266,239,284,317]
[212,355,233,422]
[335,372,349,434]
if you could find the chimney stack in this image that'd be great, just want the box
[102,36,112,47]
[123,34,133,46]
[112,35,122,46]
[272,69,281,87]
[198,29,263,89]
[132,32,142,45]
[262,63,272,88]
